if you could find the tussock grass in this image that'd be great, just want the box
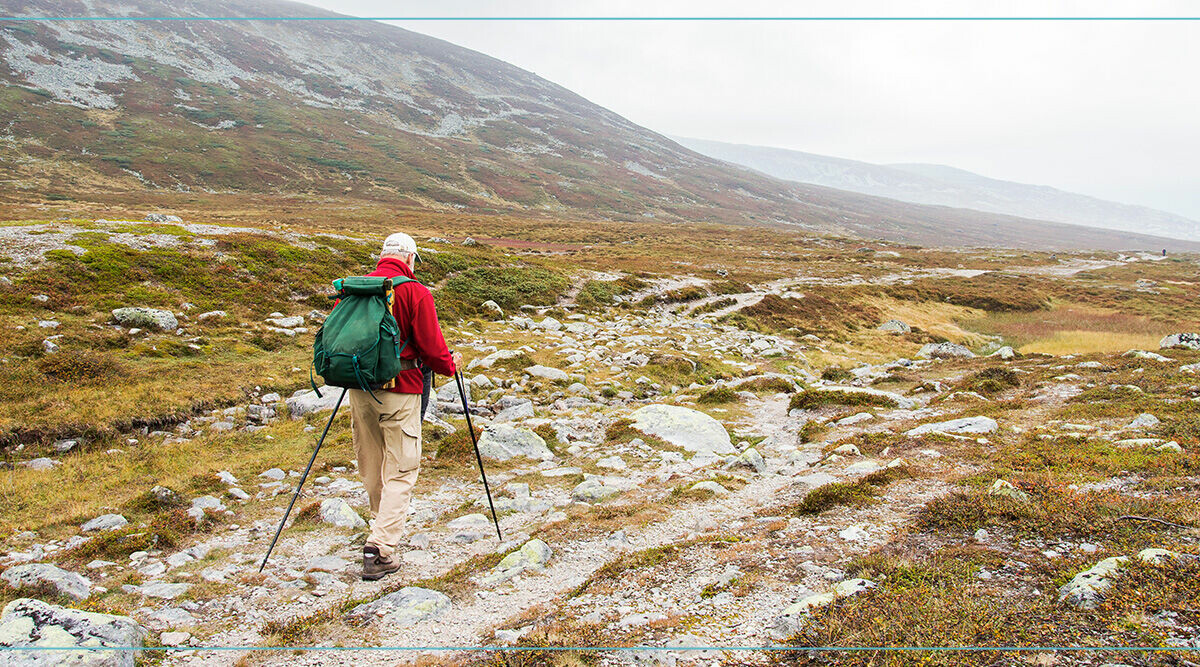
[956,367,1020,396]
[788,388,899,411]
[696,386,737,404]
[784,466,910,516]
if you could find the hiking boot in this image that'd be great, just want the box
[362,545,401,581]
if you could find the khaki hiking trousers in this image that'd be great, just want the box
[349,389,422,558]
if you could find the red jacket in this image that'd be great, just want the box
[362,257,456,393]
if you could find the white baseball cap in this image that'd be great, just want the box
[381,232,421,261]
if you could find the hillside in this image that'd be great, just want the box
[675,136,1200,243]
[1,0,1198,251]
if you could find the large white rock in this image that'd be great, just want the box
[286,387,344,418]
[111,307,177,331]
[481,539,553,586]
[347,587,450,625]
[477,424,553,461]
[2,564,91,601]
[0,598,147,667]
[524,365,569,382]
[905,416,998,436]
[1160,333,1200,350]
[627,404,734,455]
[877,319,911,333]
[319,498,366,529]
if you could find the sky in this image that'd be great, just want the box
[301,0,1200,221]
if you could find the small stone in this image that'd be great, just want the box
[160,631,191,646]
[319,498,366,529]
[81,514,128,533]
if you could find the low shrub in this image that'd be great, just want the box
[37,351,124,384]
[697,386,737,404]
[789,389,898,411]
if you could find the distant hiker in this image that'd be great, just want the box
[350,232,460,580]
[1163,248,1167,257]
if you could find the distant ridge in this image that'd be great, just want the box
[674,136,1200,242]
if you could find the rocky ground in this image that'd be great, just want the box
[0,218,1197,666]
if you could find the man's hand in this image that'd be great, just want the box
[451,351,463,369]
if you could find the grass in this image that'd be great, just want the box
[788,388,899,411]
[956,367,1020,396]
[918,482,1198,543]
[696,386,738,404]
[965,303,1174,354]
[783,467,910,516]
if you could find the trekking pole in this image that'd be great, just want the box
[259,388,348,572]
[455,371,503,542]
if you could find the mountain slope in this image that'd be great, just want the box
[674,136,1200,242]
[0,0,1196,251]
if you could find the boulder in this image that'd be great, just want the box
[470,349,526,370]
[493,400,534,423]
[905,416,998,436]
[916,342,974,359]
[81,514,128,533]
[481,539,553,586]
[572,478,621,502]
[477,424,553,461]
[447,514,495,543]
[1058,556,1128,609]
[319,499,366,529]
[1,564,91,601]
[987,479,1030,502]
[729,447,767,474]
[524,365,569,382]
[195,310,226,321]
[347,587,450,625]
[111,307,177,331]
[480,300,504,319]
[689,481,727,495]
[989,346,1017,360]
[627,404,734,455]
[0,598,146,667]
[144,213,182,223]
[1124,349,1171,362]
[285,387,343,418]
[1125,413,1160,429]
[1160,333,1200,350]
[265,315,303,329]
[876,319,911,334]
[537,317,563,332]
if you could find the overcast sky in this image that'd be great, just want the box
[302,0,1199,221]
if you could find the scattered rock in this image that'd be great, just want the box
[1160,333,1200,350]
[138,582,191,600]
[304,556,350,573]
[347,587,450,625]
[876,319,911,334]
[319,499,366,529]
[265,315,304,329]
[0,598,146,665]
[481,539,553,586]
[572,478,621,502]
[906,416,998,436]
[195,310,226,321]
[285,387,343,418]
[477,424,553,461]
[480,300,504,319]
[2,564,91,600]
[1058,556,1128,609]
[689,481,727,495]
[627,404,734,455]
[1125,413,1160,429]
[111,307,178,331]
[916,342,974,359]
[144,213,182,223]
[989,346,1017,360]
[81,514,128,533]
[988,479,1031,502]
[524,365,568,382]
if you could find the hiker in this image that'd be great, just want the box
[351,232,461,580]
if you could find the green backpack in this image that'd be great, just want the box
[312,276,415,400]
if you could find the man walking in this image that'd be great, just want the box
[350,232,460,580]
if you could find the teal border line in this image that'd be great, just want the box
[1,16,1199,21]
[2,646,1198,652]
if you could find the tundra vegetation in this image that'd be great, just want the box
[0,201,1197,666]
